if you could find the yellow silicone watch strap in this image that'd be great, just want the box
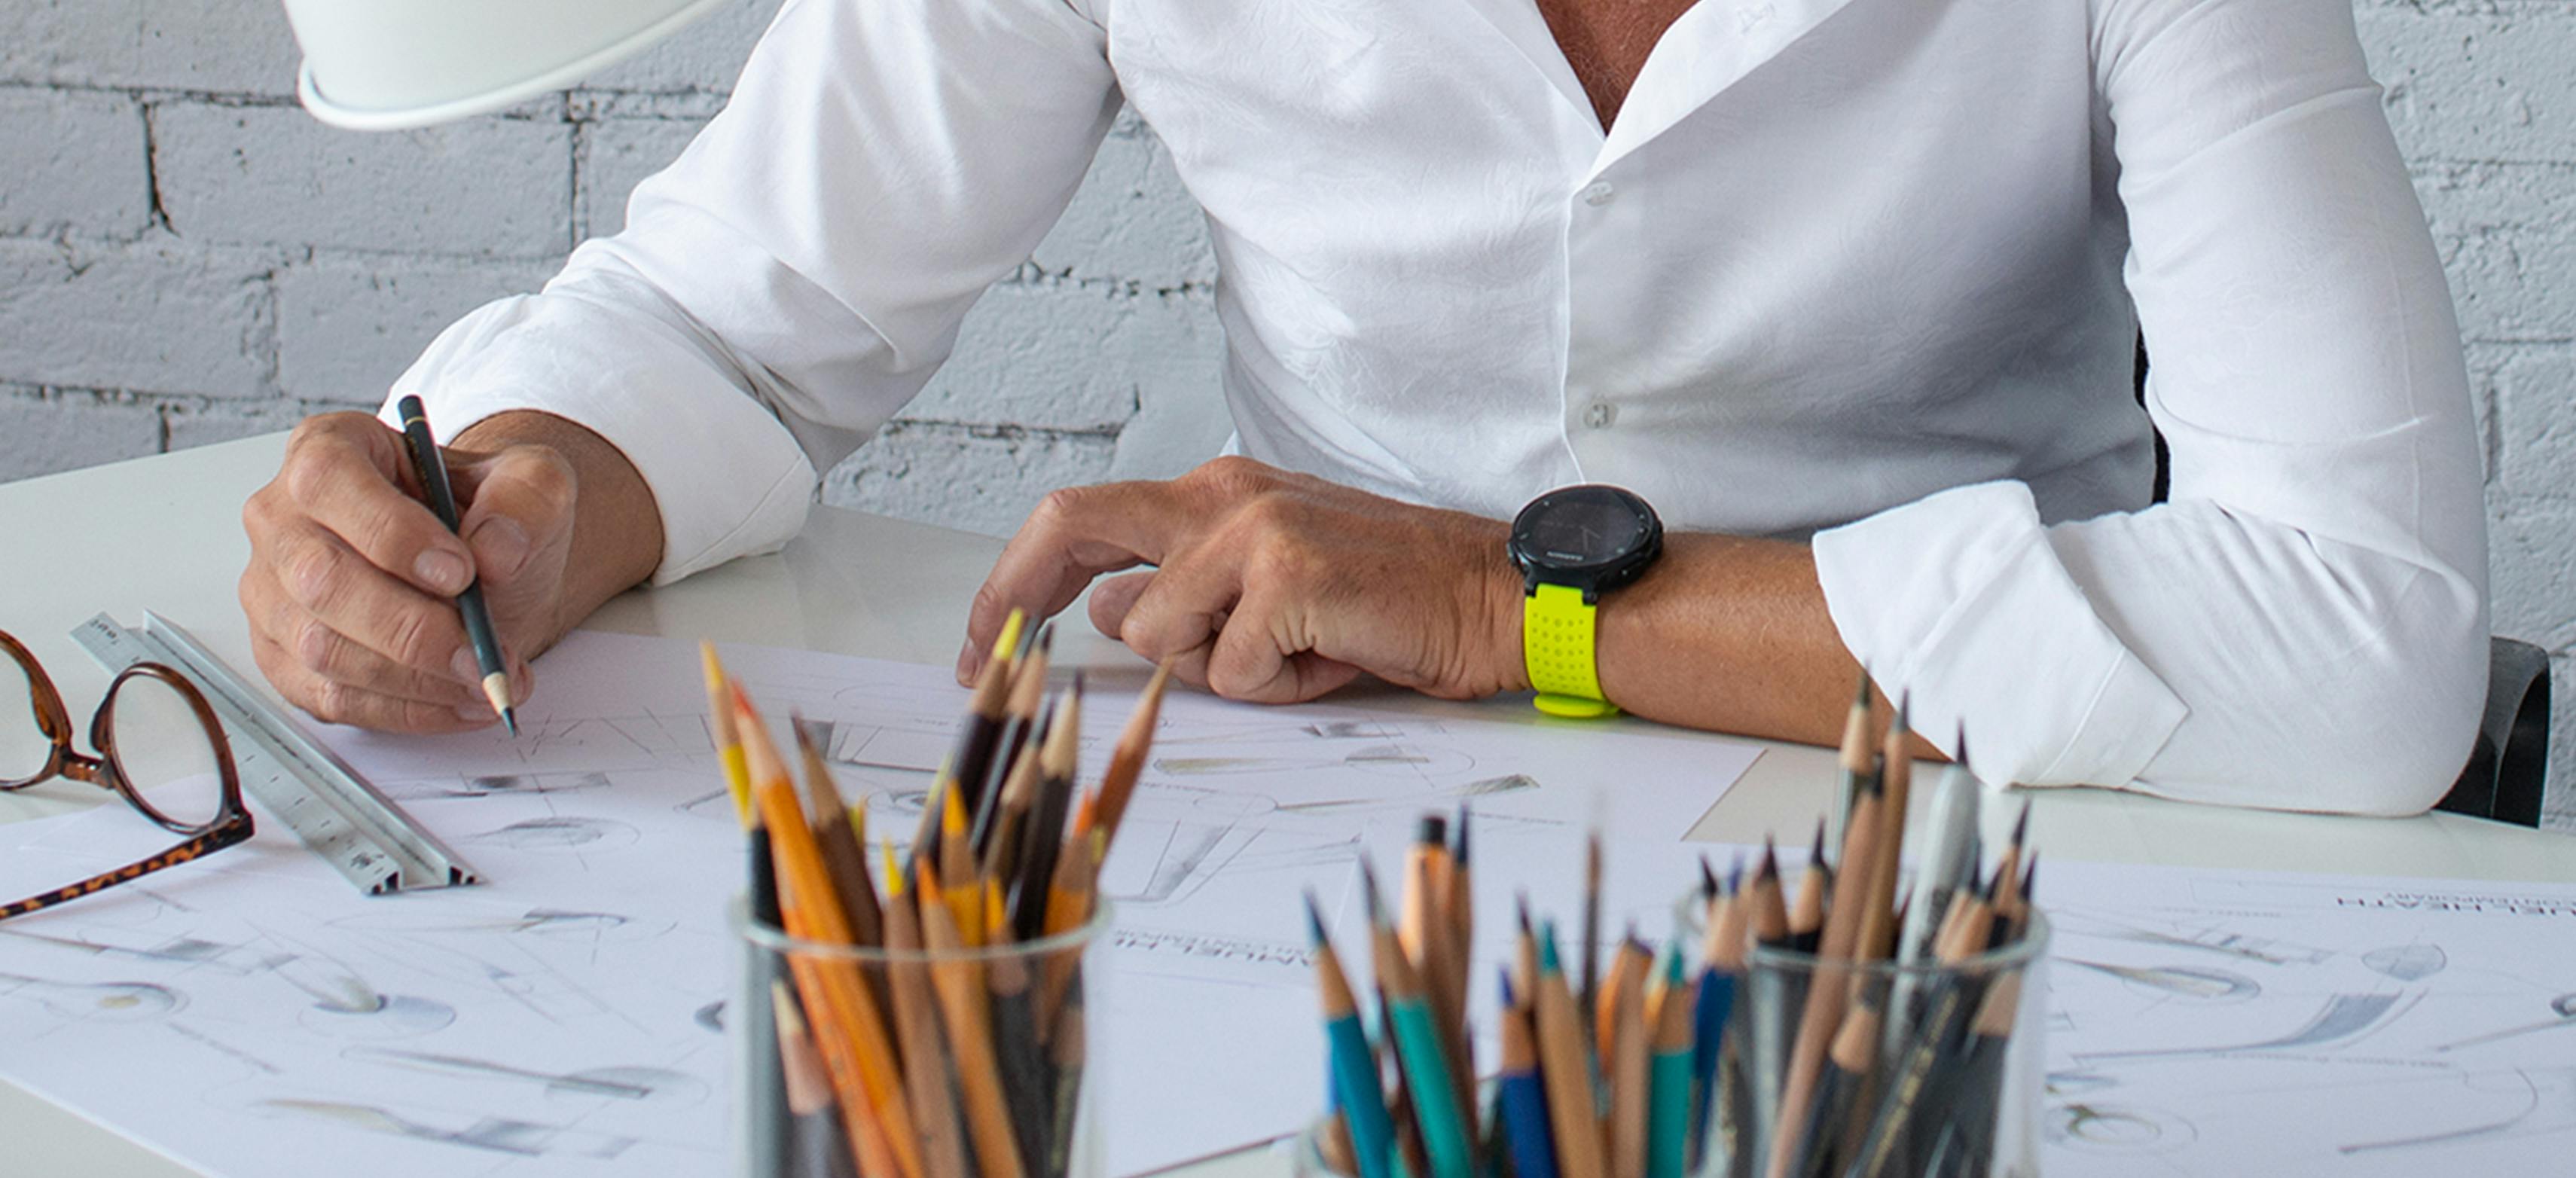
[1524,583,1618,718]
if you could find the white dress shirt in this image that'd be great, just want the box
[389,0,2488,815]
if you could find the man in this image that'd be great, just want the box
[237,0,2486,815]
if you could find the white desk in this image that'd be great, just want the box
[4,434,2568,1176]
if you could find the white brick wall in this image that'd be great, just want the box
[0,0,2566,826]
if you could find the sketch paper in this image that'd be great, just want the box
[2037,860,2576,1176]
[0,630,1758,1177]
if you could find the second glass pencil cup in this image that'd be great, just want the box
[1709,910,2050,1178]
[734,897,1116,1178]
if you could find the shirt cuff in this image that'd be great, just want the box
[380,285,816,587]
[1811,480,2189,788]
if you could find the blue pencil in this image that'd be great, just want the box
[1308,893,1396,1178]
[1496,971,1560,1178]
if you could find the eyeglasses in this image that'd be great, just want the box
[0,630,252,920]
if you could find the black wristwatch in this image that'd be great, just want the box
[1506,485,1663,717]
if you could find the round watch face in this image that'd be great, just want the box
[1521,495,1647,566]
[1509,485,1662,589]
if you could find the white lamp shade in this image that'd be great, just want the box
[284,0,732,131]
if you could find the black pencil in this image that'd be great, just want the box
[392,395,515,735]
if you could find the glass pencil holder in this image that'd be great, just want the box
[734,896,1115,1178]
[1710,909,2050,1178]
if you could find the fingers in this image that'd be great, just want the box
[250,634,497,734]
[282,414,478,598]
[1202,584,1364,703]
[257,516,475,688]
[958,481,1189,683]
[1086,571,1156,640]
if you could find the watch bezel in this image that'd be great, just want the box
[1507,484,1664,603]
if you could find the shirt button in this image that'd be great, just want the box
[1582,182,1616,206]
[1583,401,1616,429]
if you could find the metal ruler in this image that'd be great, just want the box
[72,612,481,896]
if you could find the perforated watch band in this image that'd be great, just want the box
[1523,583,1619,718]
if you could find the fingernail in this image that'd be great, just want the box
[451,648,480,684]
[414,549,469,594]
[956,639,978,683]
[457,702,495,723]
[471,517,531,581]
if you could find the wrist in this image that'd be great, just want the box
[1484,538,1532,694]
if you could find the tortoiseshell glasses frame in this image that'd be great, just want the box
[0,630,252,921]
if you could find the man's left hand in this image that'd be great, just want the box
[960,457,1530,703]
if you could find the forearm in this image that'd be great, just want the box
[1585,533,1940,758]
[453,410,664,636]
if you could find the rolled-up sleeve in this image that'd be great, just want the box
[1813,0,2488,815]
[384,0,1122,584]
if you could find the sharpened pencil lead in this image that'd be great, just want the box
[1304,890,1331,946]
[1359,860,1386,925]
[1498,966,1517,1008]
[1955,721,1971,774]
[1809,822,1828,870]
[1760,833,1780,880]
[1537,921,1563,973]
[1699,855,1719,902]
[1855,666,1873,708]
[502,708,518,737]
[1454,805,1471,865]
[1515,892,1534,936]
[2012,798,2033,847]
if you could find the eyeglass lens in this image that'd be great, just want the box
[103,673,228,832]
[0,649,50,784]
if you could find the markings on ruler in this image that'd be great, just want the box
[72,612,481,896]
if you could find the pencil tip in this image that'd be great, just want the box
[1302,890,1329,945]
[1854,667,1873,708]
[1515,892,1534,933]
[1891,690,1911,737]
[1699,855,1719,900]
[1453,805,1471,864]
[1954,722,1970,773]
[2012,798,2033,844]
[1809,821,1827,863]
[502,710,519,738]
[1418,813,1447,847]
[1358,861,1384,923]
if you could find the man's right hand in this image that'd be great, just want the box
[240,411,601,733]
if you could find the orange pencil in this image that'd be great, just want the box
[737,688,920,1178]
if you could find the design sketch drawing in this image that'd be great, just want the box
[0,630,1759,1178]
[2040,861,2576,1175]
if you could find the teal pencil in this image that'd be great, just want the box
[1308,892,1396,1178]
[1647,949,1695,1178]
[1365,866,1473,1178]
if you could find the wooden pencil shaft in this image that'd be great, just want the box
[1090,662,1171,844]
[989,980,1054,1173]
[1607,960,1651,1178]
[1578,834,1603,1051]
[917,868,1028,1178]
[978,737,1042,883]
[1012,773,1074,941]
[1531,938,1605,1178]
[972,697,1047,856]
[1766,788,1884,1178]
[879,884,969,1178]
[743,693,923,1178]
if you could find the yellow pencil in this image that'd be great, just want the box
[701,642,750,823]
